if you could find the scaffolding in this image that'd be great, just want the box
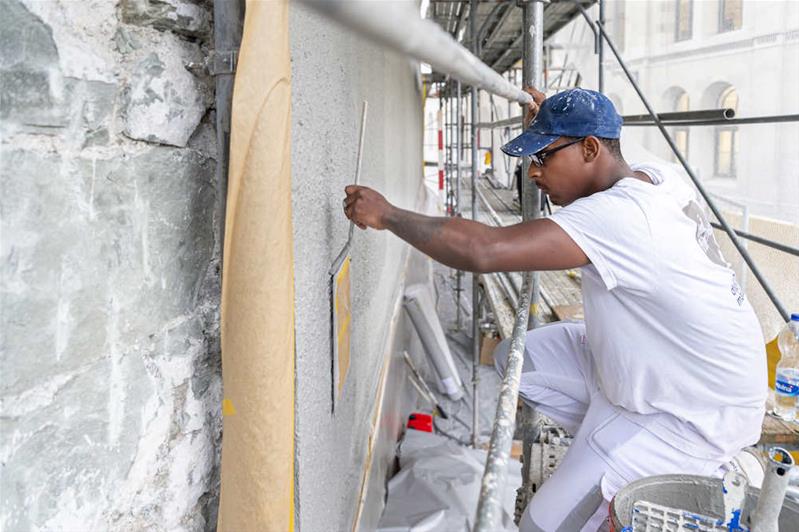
[299,0,795,529]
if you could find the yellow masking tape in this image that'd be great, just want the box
[222,399,237,416]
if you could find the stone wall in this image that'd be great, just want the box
[1,1,222,530]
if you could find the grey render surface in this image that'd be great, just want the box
[1,0,222,530]
[289,3,427,531]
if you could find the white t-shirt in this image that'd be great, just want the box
[549,161,766,459]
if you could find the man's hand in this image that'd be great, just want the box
[343,185,393,230]
[523,86,547,129]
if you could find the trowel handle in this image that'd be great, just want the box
[347,101,368,242]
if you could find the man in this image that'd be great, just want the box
[343,88,766,531]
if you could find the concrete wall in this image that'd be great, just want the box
[1,1,222,530]
[289,3,427,531]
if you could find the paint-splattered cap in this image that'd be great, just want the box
[501,88,623,157]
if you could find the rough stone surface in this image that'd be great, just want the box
[0,0,221,530]
[122,48,211,147]
[0,0,68,129]
[121,0,211,39]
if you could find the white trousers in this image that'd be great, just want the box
[493,322,727,532]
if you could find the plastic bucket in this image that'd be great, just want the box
[609,474,799,531]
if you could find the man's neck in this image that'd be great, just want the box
[614,159,652,183]
[590,159,649,194]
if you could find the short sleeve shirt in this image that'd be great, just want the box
[549,161,766,458]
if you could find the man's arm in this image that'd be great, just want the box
[343,185,588,273]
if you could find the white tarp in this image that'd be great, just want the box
[377,430,520,532]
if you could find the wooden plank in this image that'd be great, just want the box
[480,273,515,340]
[551,304,584,322]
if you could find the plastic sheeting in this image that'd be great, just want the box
[404,284,464,401]
[216,0,295,530]
[377,429,520,531]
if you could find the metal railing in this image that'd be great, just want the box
[476,110,799,129]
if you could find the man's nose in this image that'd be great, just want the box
[527,163,542,180]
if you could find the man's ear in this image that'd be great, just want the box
[582,136,601,162]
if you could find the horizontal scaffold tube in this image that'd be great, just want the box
[474,272,533,531]
[297,0,533,105]
[622,108,735,123]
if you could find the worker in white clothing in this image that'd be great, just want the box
[342,87,766,531]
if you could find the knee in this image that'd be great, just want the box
[493,337,513,378]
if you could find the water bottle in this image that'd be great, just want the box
[774,314,799,421]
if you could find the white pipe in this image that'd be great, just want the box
[297,0,533,105]
[752,447,794,532]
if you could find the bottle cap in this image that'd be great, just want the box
[792,313,799,321]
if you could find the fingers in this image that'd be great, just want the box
[342,185,386,230]
[523,86,546,104]
[342,188,364,227]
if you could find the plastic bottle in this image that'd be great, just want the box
[774,314,799,421]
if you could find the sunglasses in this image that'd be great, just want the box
[530,137,585,167]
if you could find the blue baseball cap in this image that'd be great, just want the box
[501,88,623,157]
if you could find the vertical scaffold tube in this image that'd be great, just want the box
[470,0,480,449]
[515,1,546,525]
[476,4,545,525]
[438,98,444,192]
[598,0,605,93]
[456,81,463,331]
[445,86,452,215]
[474,273,534,531]
[450,87,455,215]
[525,0,543,330]
[456,82,463,214]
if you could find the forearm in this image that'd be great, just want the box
[383,206,490,272]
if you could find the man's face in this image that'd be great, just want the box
[526,137,593,206]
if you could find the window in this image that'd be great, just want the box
[608,1,626,52]
[675,0,693,41]
[719,0,742,33]
[714,87,739,177]
[672,90,690,161]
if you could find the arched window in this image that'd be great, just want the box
[671,89,690,161]
[715,87,738,177]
